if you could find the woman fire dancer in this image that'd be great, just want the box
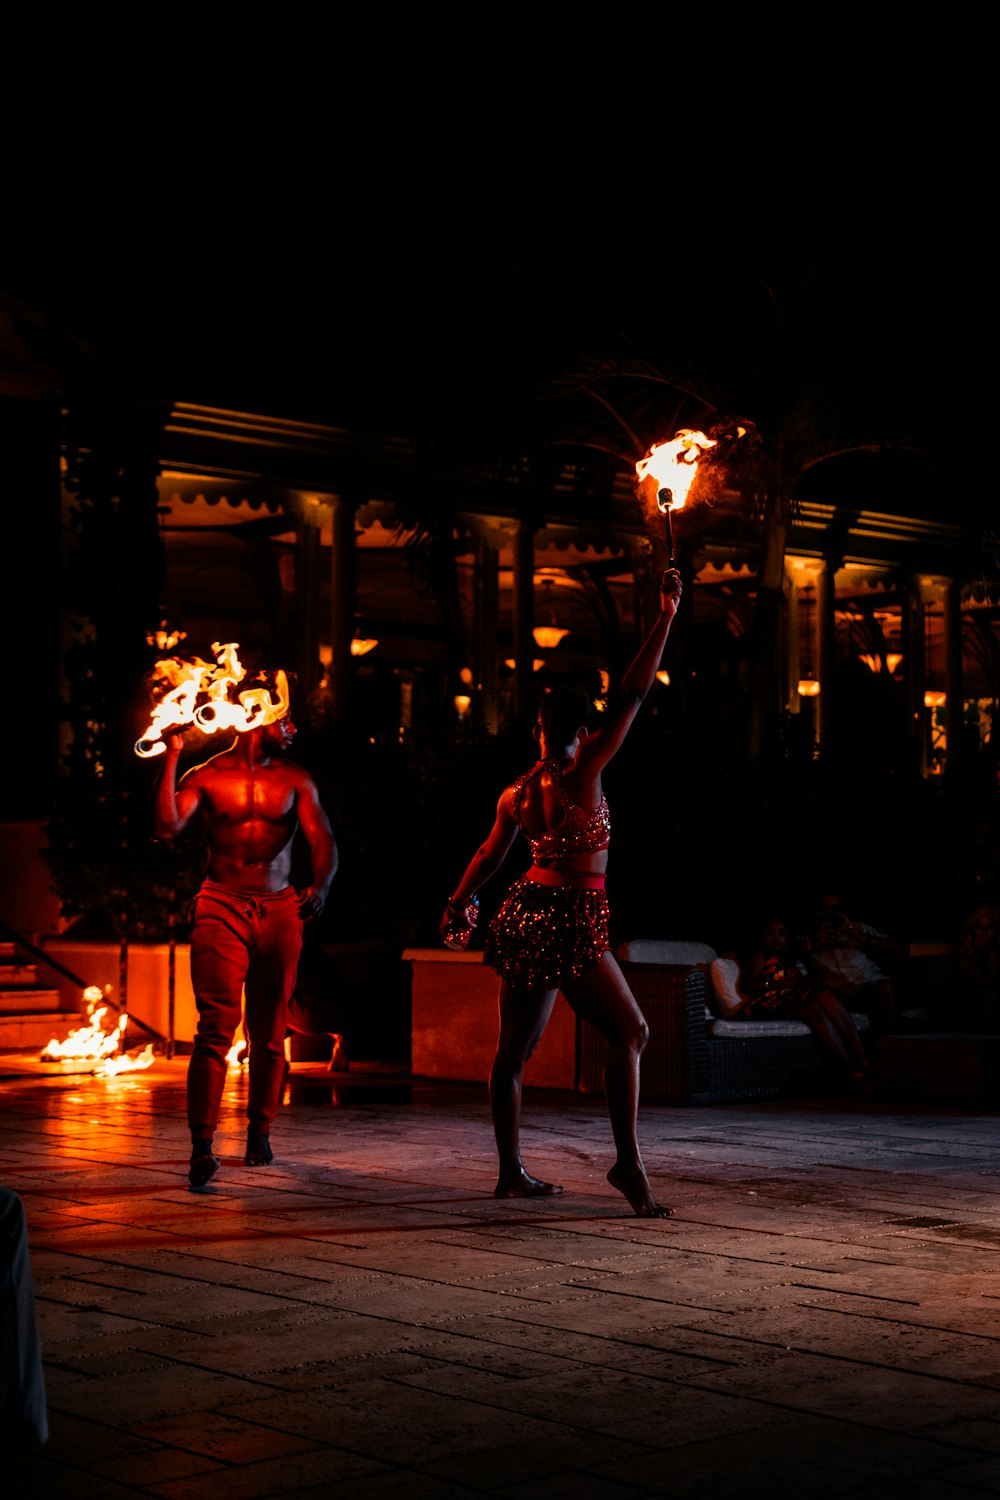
[440,569,682,1217]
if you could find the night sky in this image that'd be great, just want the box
[6,184,990,455]
[3,59,991,526]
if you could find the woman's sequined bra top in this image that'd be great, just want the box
[512,758,611,862]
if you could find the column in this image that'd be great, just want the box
[328,496,357,721]
[475,536,499,733]
[296,514,321,695]
[784,565,802,714]
[944,575,965,771]
[815,559,837,749]
[904,576,927,776]
[512,519,535,722]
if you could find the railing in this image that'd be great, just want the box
[0,920,162,1042]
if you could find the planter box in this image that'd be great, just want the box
[404,948,578,1089]
[41,938,410,1061]
[43,940,198,1044]
[877,1033,1000,1107]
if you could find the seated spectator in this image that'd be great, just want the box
[0,1187,48,1447]
[807,893,904,1033]
[946,905,1000,1033]
[736,918,873,1092]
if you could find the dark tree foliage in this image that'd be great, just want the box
[42,373,186,939]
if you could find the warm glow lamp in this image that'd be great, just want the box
[797,583,821,698]
[533,579,570,650]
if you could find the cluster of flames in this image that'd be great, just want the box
[135,643,289,759]
[41,987,154,1076]
[635,429,719,516]
[39,988,251,1075]
[635,424,751,560]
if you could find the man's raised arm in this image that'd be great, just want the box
[153,734,202,841]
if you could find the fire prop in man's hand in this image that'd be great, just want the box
[135,643,289,758]
[635,430,718,564]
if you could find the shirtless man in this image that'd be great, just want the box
[154,710,337,1188]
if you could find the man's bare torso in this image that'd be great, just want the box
[185,752,306,892]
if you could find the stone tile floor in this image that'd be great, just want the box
[2,1057,1000,1498]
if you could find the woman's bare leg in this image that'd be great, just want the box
[786,993,870,1081]
[817,991,870,1066]
[490,981,563,1197]
[564,953,671,1218]
[785,999,851,1066]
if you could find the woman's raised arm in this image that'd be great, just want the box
[576,568,682,777]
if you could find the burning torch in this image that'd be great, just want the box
[635,430,718,566]
[135,644,290,758]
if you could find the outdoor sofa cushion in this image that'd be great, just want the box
[708,957,744,1018]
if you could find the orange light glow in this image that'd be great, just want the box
[635,430,717,513]
[135,643,289,758]
[797,676,821,697]
[146,622,187,651]
[532,625,570,649]
[97,1045,155,1077]
[859,652,904,675]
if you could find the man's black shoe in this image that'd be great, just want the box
[188,1153,220,1189]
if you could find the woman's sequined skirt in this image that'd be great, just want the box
[484,876,610,990]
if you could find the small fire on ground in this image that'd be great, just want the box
[41,987,155,1076]
[225,1034,291,1069]
[227,1036,248,1068]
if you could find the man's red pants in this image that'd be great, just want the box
[186,882,303,1139]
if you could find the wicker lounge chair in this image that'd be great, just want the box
[578,940,870,1104]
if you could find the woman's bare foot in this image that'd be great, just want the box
[495,1167,564,1199]
[850,1064,875,1097]
[607,1163,672,1218]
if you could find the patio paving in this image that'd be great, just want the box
[2,1056,1000,1498]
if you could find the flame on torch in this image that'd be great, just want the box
[135,643,290,758]
[635,429,718,512]
[635,429,718,564]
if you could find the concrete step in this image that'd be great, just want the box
[0,1012,84,1052]
[0,987,64,1015]
[0,964,40,987]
